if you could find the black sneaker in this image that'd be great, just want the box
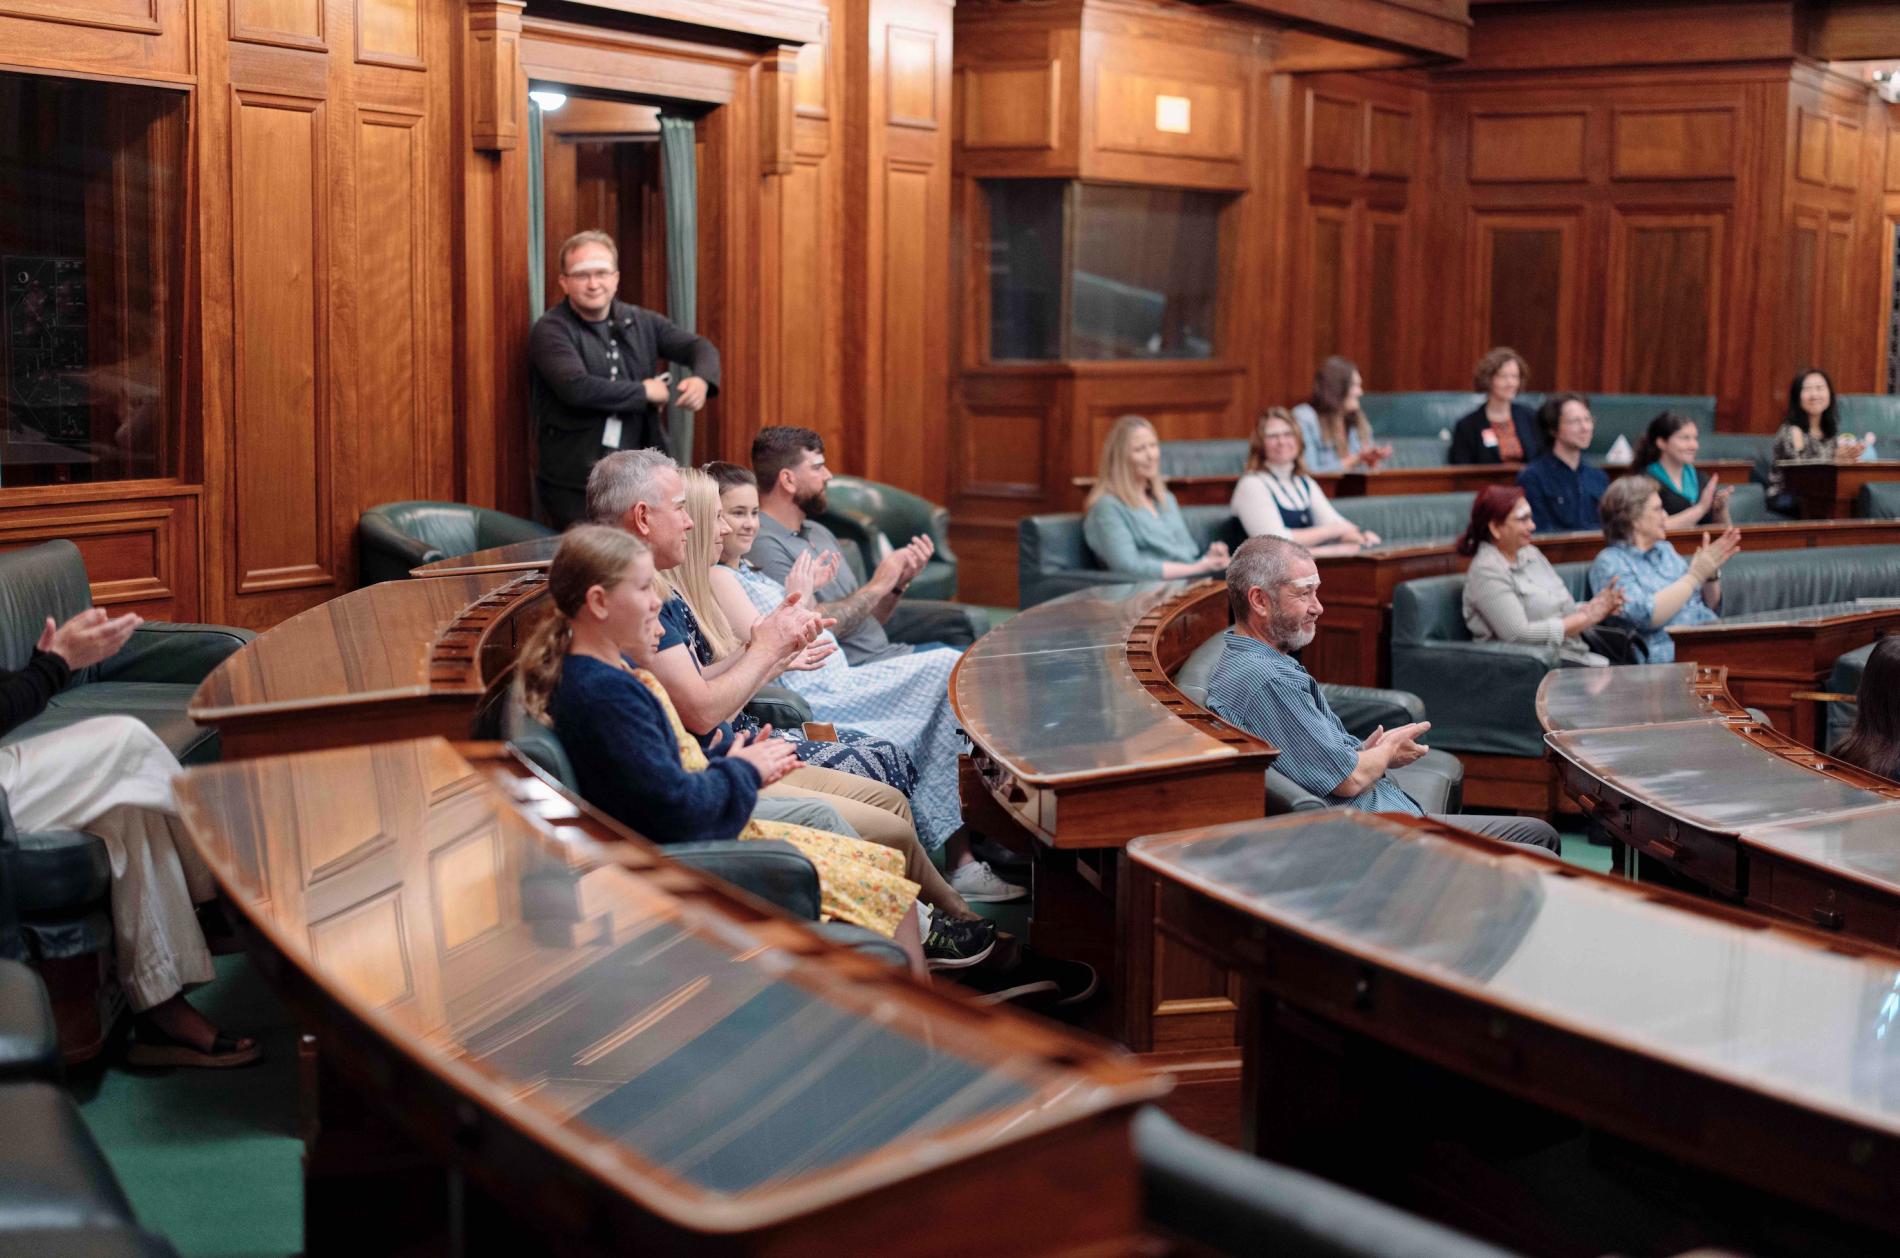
[969,832,1030,875]
[923,914,997,970]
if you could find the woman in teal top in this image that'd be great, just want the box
[1634,411,1731,530]
[1082,415,1231,579]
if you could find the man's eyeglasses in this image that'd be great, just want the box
[565,267,618,282]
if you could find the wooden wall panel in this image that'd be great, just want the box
[353,109,425,511]
[1367,105,1412,179]
[1309,206,1349,364]
[1607,213,1722,393]
[231,91,331,594]
[0,488,201,620]
[1307,92,1361,173]
[356,0,420,67]
[1797,109,1830,185]
[1367,214,1404,377]
[1831,118,1861,190]
[1789,211,1820,369]
[960,61,1060,151]
[1469,111,1586,183]
[1611,107,1735,180]
[231,0,324,50]
[1474,216,1575,384]
[959,406,1044,498]
[881,164,932,487]
[1094,69,1243,163]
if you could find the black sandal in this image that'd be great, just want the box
[126,1018,263,1069]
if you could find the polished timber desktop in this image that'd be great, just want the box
[187,571,549,758]
[410,535,561,577]
[174,737,1162,1257]
[1128,809,1900,1256]
[1540,664,1900,947]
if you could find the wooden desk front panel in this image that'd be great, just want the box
[1672,610,1900,748]
[1784,461,1900,520]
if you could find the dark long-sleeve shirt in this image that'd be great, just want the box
[546,655,759,844]
[527,298,721,488]
[1448,402,1542,466]
[0,650,69,739]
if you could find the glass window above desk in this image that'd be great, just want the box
[1,71,187,489]
[982,181,1227,362]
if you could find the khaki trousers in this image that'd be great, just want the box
[765,765,974,918]
[0,715,215,1010]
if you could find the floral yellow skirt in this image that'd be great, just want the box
[632,667,920,938]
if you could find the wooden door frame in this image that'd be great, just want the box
[459,11,781,517]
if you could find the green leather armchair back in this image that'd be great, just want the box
[814,476,958,601]
[357,501,555,586]
[1159,441,1246,478]
[1838,395,1900,441]
[1858,481,1900,520]
[1017,507,1241,608]
[1334,492,1476,543]
[1359,392,1485,438]
[1827,640,1873,753]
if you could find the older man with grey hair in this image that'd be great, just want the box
[1204,536,1561,852]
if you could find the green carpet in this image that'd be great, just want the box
[73,953,302,1258]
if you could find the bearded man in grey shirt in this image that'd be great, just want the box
[748,426,957,666]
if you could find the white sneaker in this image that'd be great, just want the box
[948,860,1027,903]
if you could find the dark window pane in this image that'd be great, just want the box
[1,71,187,488]
[1069,184,1222,361]
[983,180,1065,361]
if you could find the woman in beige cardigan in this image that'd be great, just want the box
[1459,485,1624,667]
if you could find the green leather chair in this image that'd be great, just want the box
[357,501,556,586]
[814,476,958,601]
[1137,1108,1524,1258]
[1159,440,1246,478]
[1858,481,1900,519]
[1017,506,1243,608]
[499,692,905,964]
[0,540,253,1064]
[1171,631,1464,813]
[1826,639,1875,752]
[1838,395,1900,443]
[1392,544,1900,761]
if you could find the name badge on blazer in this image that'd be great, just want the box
[1481,427,1500,448]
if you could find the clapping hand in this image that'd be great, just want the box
[1200,541,1231,574]
[676,376,709,410]
[753,592,831,666]
[785,548,841,603]
[711,725,800,785]
[37,608,140,670]
[1365,720,1431,768]
[1688,527,1742,582]
[786,639,838,672]
[1586,576,1625,623]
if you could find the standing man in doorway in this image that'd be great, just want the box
[528,229,721,529]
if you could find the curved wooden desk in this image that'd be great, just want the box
[1128,810,1900,1253]
[175,737,1163,1257]
[410,535,559,578]
[188,572,549,759]
[1667,598,1900,746]
[953,581,1273,1063]
[1539,664,1900,947]
[1782,459,1900,520]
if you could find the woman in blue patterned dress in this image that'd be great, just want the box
[698,463,1026,904]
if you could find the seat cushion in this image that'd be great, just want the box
[10,829,112,917]
[0,959,61,1083]
[0,1081,137,1229]
[33,683,216,763]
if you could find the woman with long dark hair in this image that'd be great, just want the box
[1634,411,1731,530]
[1291,356,1391,473]
[1766,368,1863,514]
[1833,635,1900,782]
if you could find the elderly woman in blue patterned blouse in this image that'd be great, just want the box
[1587,476,1741,663]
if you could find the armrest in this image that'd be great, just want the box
[810,922,907,964]
[1319,684,1426,739]
[1389,640,1558,758]
[0,788,20,961]
[1266,768,1329,814]
[667,840,820,919]
[885,599,985,649]
[745,685,813,731]
[0,958,60,1083]
[95,623,255,686]
[357,514,440,584]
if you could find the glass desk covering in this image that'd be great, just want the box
[1535,663,1739,732]
[176,738,1158,1230]
[411,536,561,578]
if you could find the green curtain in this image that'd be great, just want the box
[658,113,698,464]
[527,101,548,320]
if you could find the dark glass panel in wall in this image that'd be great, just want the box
[1069,184,1221,360]
[983,180,1065,361]
[0,72,187,488]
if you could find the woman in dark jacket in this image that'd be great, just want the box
[1449,346,1542,465]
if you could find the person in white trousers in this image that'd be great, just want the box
[1,606,259,1067]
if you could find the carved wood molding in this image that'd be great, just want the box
[467,0,525,152]
[558,0,827,47]
[759,43,798,176]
